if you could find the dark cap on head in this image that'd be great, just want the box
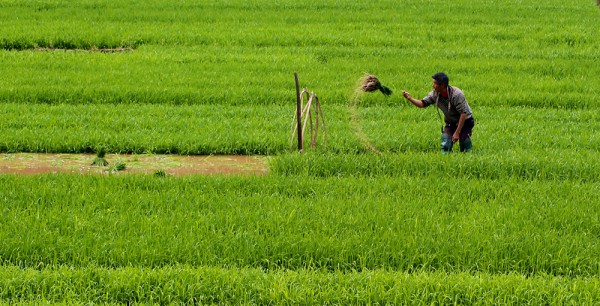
[432,72,449,86]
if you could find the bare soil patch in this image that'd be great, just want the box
[0,153,269,176]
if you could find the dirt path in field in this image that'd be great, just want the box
[0,153,269,176]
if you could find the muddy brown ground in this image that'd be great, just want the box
[0,153,269,176]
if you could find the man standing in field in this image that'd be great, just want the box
[402,72,475,153]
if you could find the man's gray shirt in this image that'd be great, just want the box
[422,86,473,124]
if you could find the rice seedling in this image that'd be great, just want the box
[153,169,168,177]
[109,160,126,172]
[90,146,108,166]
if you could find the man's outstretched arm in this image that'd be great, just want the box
[402,91,426,108]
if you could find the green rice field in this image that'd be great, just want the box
[1,0,600,304]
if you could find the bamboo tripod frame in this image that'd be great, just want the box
[291,72,327,151]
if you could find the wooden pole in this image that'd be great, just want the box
[294,72,303,151]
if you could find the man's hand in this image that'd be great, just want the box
[403,91,426,108]
[452,132,460,143]
[453,113,467,143]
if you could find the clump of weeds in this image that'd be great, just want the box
[91,147,109,166]
[109,161,126,172]
[154,169,169,177]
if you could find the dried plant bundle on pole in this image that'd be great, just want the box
[290,73,327,152]
[358,73,392,96]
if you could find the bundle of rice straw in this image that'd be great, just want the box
[358,73,392,96]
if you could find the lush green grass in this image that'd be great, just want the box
[0,103,291,154]
[1,45,598,108]
[0,0,599,108]
[2,266,600,305]
[1,174,599,274]
[1,0,600,303]
[1,102,599,155]
[271,150,600,182]
[1,174,600,303]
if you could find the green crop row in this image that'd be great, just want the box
[1,265,599,305]
[1,0,599,303]
[1,47,597,109]
[1,102,598,155]
[0,0,598,108]
[0,103,291,155]
[1,174,599,276]
[271,150,600,182]
[2,0,596,50]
